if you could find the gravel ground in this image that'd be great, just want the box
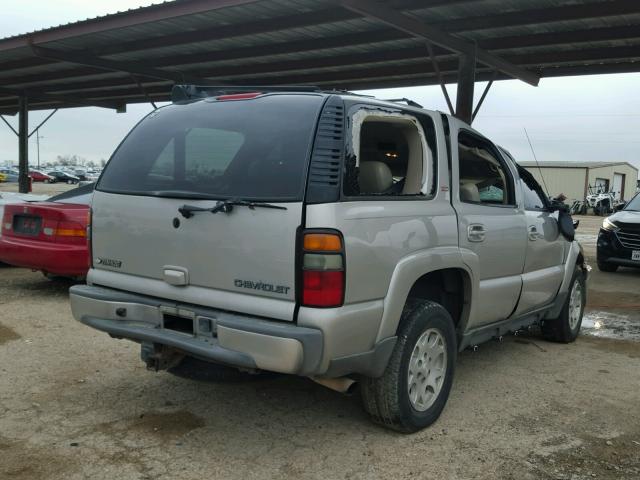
[1,213,639,480]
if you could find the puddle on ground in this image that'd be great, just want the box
[0,323,21,345]
[582,310,640,342]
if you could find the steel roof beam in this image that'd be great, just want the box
[340,0,539,86]
[30,45,209,84]
[4,43,639,94]
[0,0,636,74]
[0,67,131,87]
[2,59,640,113]
[0,0,262,52]
[4,21,637,76]
[0,86,122,110]
[0,5,637,79]
[82,0,640,59]
[439,0,640,32]
[79,1,472,58]
[17,77,171,95]
[0,114,18,135]
[479,25,640,51]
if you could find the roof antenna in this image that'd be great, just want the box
[523,127,550,197]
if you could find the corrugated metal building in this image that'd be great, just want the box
[519,161,638,202]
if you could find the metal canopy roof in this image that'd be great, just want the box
[0,0,639,114]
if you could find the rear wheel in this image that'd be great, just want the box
[542,267,586,343]
[360,300,456,433]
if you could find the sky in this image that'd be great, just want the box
[1,1,639,173]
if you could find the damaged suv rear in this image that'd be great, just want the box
[71,87,587,432]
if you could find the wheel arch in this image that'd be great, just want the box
[375,247,476,342]
[546,240,588,319]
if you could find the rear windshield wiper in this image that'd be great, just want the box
[178,199,287,218]
[151,190,221,200]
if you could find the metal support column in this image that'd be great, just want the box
[455,50,476,124]
[18,95,29,193]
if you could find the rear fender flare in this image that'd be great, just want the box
[547,240,585,318]
[375,246,478,342]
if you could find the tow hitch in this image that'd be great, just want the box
[141,342,184,371]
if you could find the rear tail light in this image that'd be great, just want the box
[301,231,345,308]
[87,208,93,267]
[54,220,87,245]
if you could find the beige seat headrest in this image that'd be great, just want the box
[359,161,393,194]
[460,182,480,203]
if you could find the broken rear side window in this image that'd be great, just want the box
[344,109,436,198]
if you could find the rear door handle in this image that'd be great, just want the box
[467,224,486,242]
[528,225,540,241]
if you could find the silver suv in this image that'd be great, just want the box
[70,87,588,432]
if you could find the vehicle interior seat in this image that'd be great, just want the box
[460,181,481,202]
[359,161,394,194]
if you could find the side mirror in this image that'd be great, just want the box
[557,209,576,242]
[615,202,626,212]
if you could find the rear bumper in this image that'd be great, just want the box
[69,284,324,375]
[0,236,88,276]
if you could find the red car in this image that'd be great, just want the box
[29,170,54,183]
[0,184,93,279]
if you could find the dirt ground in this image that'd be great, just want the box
[1,211,639,479]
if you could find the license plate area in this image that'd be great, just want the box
[632,250,640,261]
[163,313,194,335]
[13,215,41,236]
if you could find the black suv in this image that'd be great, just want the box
[597,193,640,272]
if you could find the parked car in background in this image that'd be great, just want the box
[0,168,19,182]
[47,170,80,184]
[86,171,100,182]
[0,183,94,279]
[597,192,640,272]
[29,170,54,183]
[74,169,89,181]
[0,192,50,238]
[0,171,7,183]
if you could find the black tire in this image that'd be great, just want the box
[542,267,586,343]
[167,355,271,383]
[360,300,457,433]
[597,260,618,272]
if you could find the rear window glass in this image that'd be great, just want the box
[98,95,323,201]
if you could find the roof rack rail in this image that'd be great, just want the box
[171,84,323,103]
[383,98,423,108]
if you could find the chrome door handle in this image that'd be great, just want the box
[528,225,539,241]
[467,224,486,242]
